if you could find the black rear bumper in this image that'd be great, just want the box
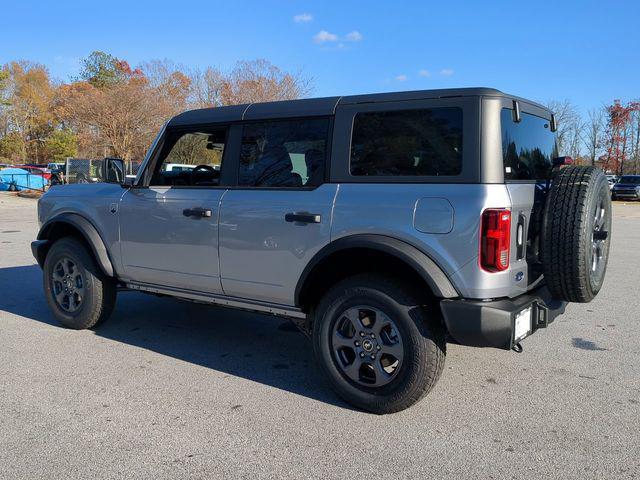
[440,286,567,350]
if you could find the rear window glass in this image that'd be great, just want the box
[350,107,463,176]
[501,108,558,181]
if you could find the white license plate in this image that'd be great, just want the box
[514,306,532,342]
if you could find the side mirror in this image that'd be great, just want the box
[102,157,125,184]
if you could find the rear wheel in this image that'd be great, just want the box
[312,274,445,414]
[43,237,116,329]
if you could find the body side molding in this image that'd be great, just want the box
[295,234,459,304]
[35,213,115,277]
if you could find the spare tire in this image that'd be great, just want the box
[541,166,611,302]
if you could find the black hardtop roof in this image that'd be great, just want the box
[168,87,547,126]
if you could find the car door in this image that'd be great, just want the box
[219,117,337,305]
[118,124,235,294]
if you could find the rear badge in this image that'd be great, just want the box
[515,271,524,282]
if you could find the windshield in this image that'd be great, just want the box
[501,108,558,181]
[618,176,640,184]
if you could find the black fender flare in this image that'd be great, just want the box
[35,213,115,277]
[295,234,459,306]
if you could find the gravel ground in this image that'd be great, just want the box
[1,192,639,479]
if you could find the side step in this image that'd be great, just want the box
[126,281,307,320]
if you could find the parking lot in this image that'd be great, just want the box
[1,191,639,479]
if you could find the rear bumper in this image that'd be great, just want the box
[440,286,567,350]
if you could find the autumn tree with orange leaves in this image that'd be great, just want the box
[1,51,311,164]
[55,53,189,162]
[601,100,640,175]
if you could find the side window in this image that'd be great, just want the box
[501,109,558,181]
[150,128,227,186]
[238,118,329,187]
[350,107,463,176]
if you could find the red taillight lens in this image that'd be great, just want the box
[480,209,511,272]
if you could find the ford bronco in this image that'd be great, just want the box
[32,88,612,413]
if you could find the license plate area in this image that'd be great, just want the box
[513,306,533,343]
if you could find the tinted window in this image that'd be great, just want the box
[239,118,329,187]
[501,109,558,181]
[350,108,463,176]
[151,128,227,186]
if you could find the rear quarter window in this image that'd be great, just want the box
[501,108,558,181]
[350,107,463,176]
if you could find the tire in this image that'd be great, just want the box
[541,166,612,303]
[312,274,446,414]
[43,237,116,329]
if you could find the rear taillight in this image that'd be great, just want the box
[480,209,511,272]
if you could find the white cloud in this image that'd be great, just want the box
[345,30,363,42]
[395,74,408,81]
[314,30,339,43]
[294,13,313,23]
[440,68,454,76]
[418,69,431,77]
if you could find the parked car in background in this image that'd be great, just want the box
[611,175,640,200]
[47,162,65,172]
[606,174,618,190]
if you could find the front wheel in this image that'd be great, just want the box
[312,274,446,414]
[43,237,116,329]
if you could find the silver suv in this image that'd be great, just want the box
[32,88,612,413]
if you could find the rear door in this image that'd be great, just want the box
[498,100,558,291]
[119,125,235,294]
[218,117,337,305]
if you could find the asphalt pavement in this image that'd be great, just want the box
[1,192,639,479]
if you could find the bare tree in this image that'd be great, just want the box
[188,59,312,108]
[220,59,312,105]
[583,108,604,166]
[630,102,640,174]
[139,59,191,114]
[188,67,225,108]
[546,99,583,157]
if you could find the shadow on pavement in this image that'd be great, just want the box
[0,264,350,410]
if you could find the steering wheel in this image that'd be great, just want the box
[191,164,216,176]
[190,164,217,186]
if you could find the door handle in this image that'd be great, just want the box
[285,212,321,224]
[183,207,212,218]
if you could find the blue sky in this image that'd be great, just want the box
[1,0,638,113]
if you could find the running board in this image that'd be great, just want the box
[125,282,307,319]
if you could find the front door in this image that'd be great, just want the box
[219,117,336,305]
[119,126,230,294]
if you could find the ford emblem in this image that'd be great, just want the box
[515,271,524,282]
